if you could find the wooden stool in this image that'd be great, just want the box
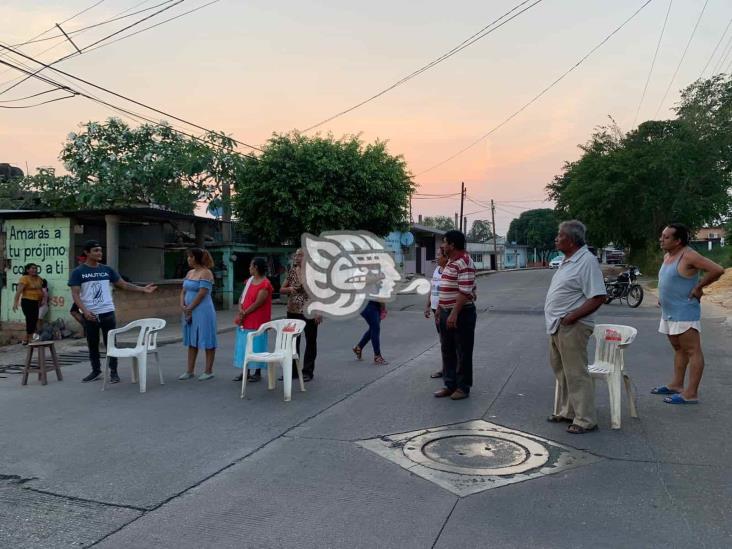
[22,341,63,386]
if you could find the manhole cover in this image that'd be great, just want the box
[357,420,602,497]
[404,430,549,476]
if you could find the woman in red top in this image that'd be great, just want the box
[233,257,273,382]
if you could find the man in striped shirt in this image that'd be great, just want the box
[434,230,477,400]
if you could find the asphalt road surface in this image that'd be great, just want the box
[1,270,730,548]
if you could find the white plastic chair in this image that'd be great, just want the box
[553,323,638,429]
[240,319,306,401]
[103,318,167,393]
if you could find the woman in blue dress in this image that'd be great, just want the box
[178,248,217,381]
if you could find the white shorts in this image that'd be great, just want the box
[658,319,701,336]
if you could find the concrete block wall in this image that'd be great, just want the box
[114,283,181,325]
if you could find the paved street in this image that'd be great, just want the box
[1,270,731,548]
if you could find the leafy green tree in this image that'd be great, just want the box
[422,215,455,231]
[506,209,558,257]
[51,118,239,213]
[0,174,30,209]
[17,168,78,209]
[675,74,732,177]
[547,117,731,252]
[467,219,493,242]
[232,132,414,244]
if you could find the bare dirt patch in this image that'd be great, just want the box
[705,268,732,312]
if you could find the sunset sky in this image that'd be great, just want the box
[1,0,730,234]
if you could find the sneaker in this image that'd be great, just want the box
[197,373,214,381]
[109,372,121,384]
[177,372,195,380]
[82,371,102,383]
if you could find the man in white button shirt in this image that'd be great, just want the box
[544,220,606,434]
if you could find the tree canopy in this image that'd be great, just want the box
[232,132,413,244]
[547,75,732,252]
[468,219,493,242]
[16,118,240,214]
[506,209,559,253]
[421,215,455,231]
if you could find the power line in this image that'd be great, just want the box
[0,42,263,153]
[716,33,732,74]
[495,205,522,217]
[655,0,709,117]
[11,1,177,47]
[82,0,221,55]
[416,0,655,177]
[413,191,461,196]
[633,0,673,127]
[699,15,732,78]
[301,0,544,132]
[0,52,258,161]
[497,198,549,204]
[0,88,65,103]
[0,0,107,63]
[0,94,76,109]
[0,1,165,82]
[412,195,462,200]
[0,0,187,96]
[58,0,109,26]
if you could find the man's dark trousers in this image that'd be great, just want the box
[287,312,318,376]
[84,312,118,373]
[439,304,476,393]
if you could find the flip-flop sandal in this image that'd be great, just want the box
[374,355,388,366]
[352,346,362,360]
[547,415,573,423]
[430,371,443,379]
[663,394,698,405]
[651,386,679,395]
[567,424,598,434]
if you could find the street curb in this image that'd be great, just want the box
[476,267,549,277]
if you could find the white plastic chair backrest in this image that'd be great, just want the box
[145,318,166,351]
[111,318,166,353]
[244,319,305,356]
[593,324,638,373]
[271,319,306,353]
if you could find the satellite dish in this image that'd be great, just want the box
[400,232,415,246]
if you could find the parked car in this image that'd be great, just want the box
[605,250,625,264]
[549,255,564,268]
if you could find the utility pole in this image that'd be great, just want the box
[222,180,232,242]
[491,199,498,270]
[459,181,466,232]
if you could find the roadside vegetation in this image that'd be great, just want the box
[546,74,732,266]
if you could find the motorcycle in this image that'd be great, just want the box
[604,265,643,308]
